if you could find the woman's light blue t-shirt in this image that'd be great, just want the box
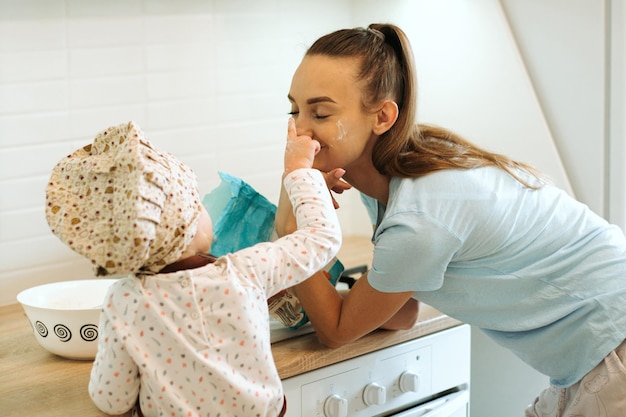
[361,167,626,387]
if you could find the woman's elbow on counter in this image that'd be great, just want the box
[315,329,360,349]
[380,299,419,330]
[312,300,420,347]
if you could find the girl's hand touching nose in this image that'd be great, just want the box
[283,117,321,175]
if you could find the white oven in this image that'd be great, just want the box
[280,324,471,417]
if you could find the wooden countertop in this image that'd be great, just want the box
[0,236,461,416]
[273,303,461,380]
[0,302,115,417]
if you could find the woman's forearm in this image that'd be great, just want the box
[293,271,416,348]
[275,181,298,238]
[292,271,347,348]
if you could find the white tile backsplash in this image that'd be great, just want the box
[146,99,217,128]
[0,50,67,82]
[0,81,69,114]
[144,15,213,44]
[69,76,146,108]
[0,0,66,20]
[146,71,215,100]
[0,207,47,242]
[0,20,67,52]
[147,42,217,72]
[9,236,75,271]
[0,143,72,180]
[65,0,144,18]
[0,176,49,211]
[67,18,145,48]
[69,47,144,77]
[0,113,71,146]
[143,0,213,15]
[67,104,146,138]
[0,0,369,306]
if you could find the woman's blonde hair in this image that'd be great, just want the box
[306,23,544,188]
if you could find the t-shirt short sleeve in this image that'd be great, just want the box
[367,211,462,293]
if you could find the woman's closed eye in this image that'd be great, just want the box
[287,110,329,120]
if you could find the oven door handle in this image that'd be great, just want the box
[391,390,469,417]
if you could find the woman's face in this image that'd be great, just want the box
[288,55,378,173]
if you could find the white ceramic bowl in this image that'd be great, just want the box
[17,279,117,360]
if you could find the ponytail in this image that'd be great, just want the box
[307,24,545,189]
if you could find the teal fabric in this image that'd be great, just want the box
[203,172,276,257]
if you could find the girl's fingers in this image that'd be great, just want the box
[287,117,297,141]
[311,139,321,155]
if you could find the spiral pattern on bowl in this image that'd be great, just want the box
[34,321,48,337]
[54,324,72,342]
[80,324,98,342]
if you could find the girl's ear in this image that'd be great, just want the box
[373,100,399,135]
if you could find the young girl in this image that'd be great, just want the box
[276,23,626,416]
[45,119,341,417]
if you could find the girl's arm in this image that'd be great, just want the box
[89,304,140,414]
[275,168,349,238]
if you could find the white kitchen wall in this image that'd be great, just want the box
[501,0,625,230]
[609,0,626,230]
[0,0,358,306]
[503,0,606,214]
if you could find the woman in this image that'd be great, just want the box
[275,23,626,416]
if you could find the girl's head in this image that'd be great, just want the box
[289,24,416,174]
[45,121,210,276]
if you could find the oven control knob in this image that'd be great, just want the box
[363,382,386,406]
[399,371,420,393]
[324,394,348,417]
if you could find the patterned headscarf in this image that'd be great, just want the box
[45,121,201,276]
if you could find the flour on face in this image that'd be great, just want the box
[335,120,347,141]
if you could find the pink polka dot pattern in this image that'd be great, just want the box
[87,169,342,417]
[45,121,201,276]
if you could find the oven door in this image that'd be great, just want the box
[391,390,469,417]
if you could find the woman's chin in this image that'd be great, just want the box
[312,157,334,173]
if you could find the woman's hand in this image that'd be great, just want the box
[323,168,352,209]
